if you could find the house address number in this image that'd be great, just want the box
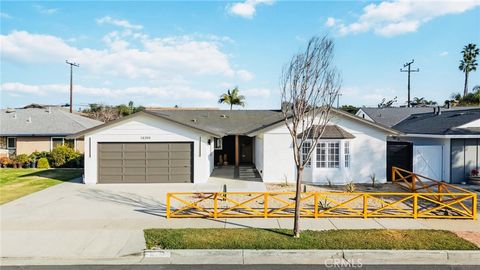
[140,136,151,140]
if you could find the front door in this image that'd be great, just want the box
[387,141,413,181]
[240,136,253,164]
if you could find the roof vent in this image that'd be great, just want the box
[26,116,32,123]
[13,113,17,119]
[220,114,228,118]
[5,108,15,113]
[46,107,51,114]
[191,119,197,123]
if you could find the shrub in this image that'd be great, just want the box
[36,157,50,169]
[15,154,31,167]
[29,151,51,161]
[0,157,11,168]
[50,145,82,167]
[370,173,376,188]
[345,181,356,193]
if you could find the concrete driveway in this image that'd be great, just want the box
[0,179,230,259]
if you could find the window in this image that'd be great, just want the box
[51,137,76,150]
[7,137,16,149]
[316,141,339,168]
[214,138,223,150]
[316,142,326,168]
[344,141,350,168]
[302,141,311,167]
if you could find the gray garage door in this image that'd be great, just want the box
[98,142,192,183]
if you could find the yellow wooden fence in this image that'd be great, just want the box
[166,167,477,219]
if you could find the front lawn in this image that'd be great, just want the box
[0,168,83,204]
[144,228,479,250]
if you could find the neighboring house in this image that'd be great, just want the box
[0,104,103,157]
[357,107,480,183]
[71,108,398,185]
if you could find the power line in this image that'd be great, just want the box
[66,60,79,113]
[400,59,419,107]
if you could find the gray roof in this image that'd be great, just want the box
[297,125,355,139]
[393,108,480,135]
[146,109,286,136]
[1,106,103,136]
[358,107,477,127]
[71,107,399,138]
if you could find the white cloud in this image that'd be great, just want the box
[33,4,59,15]
[0,30,236,79]
[96,16,143,30]
[0,12,12,19]
[0,82,217,101]
[327,0,480,37]
[228,0,275,19]
[440,51,449,56]
[325,17,336,27]
[242,88,271,98]
[237,69,254,81]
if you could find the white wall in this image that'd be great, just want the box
[260,115,389,184]
[83,113,214,184]
[400,137,451,182]
[254,135,264,177]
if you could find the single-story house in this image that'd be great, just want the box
[71,107,398,185]
[0,104,103,157]
[357,107,480,183]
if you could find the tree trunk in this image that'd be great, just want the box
[293,166,303,238]
[464,71,469,97]
[230,103,233,110]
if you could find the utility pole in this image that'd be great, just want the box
[337,93,342,108]
[400,59,419,107]
[66,60,79,113]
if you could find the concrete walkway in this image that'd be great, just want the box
[1,179,479,260]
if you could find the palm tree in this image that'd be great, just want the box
[218,87,245,110]
[459,43,479,97]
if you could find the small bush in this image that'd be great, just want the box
[36,157,50,169]
[50,145,82,167]
[370,173,376,188]
[15,154,31,167]
[345,181,356,193]
[29,151,51,161]
[0,157,11,167]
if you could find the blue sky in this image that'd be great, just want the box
[1,1,479,110]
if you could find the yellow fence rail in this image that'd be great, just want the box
[166,167,477,220]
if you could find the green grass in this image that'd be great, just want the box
[0,168,83,204]
[144,228,479,250]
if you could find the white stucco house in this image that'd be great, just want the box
[71,107,398,185]
[357,107,480,183]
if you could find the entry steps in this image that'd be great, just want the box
[238,166,262,182]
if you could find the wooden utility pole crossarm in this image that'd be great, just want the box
[66,60,80,113]
[400,59,419,108]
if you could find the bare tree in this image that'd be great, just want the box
[280,36,341,237]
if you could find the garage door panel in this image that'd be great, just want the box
[100,167,123,175]
[124,175,146,182]
[99,144,123,151]
[146,159,169,167]
[147,167,169,174]
[146,175,169,182]
[124,152,146,159]
[101,152,123,159]
[147,144,169,151]
[100,160,123,167]
[124,159,145,167]
[124,167,146,175]
[124,144,146,151]
[170,151,190,159]
[170,159,190,167]
[98,142,192,183]
[170,174,190,183]
[147,152,169,159]
[170,144,191,151]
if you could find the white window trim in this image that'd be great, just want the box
[311,139,352,170]
[7,137,16,149]
[50,137,77,151]
[301,141,312,168]
[214,138,223,150]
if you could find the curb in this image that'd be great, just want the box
[143,249,480,265]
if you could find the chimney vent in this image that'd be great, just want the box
[26,116,32,123]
